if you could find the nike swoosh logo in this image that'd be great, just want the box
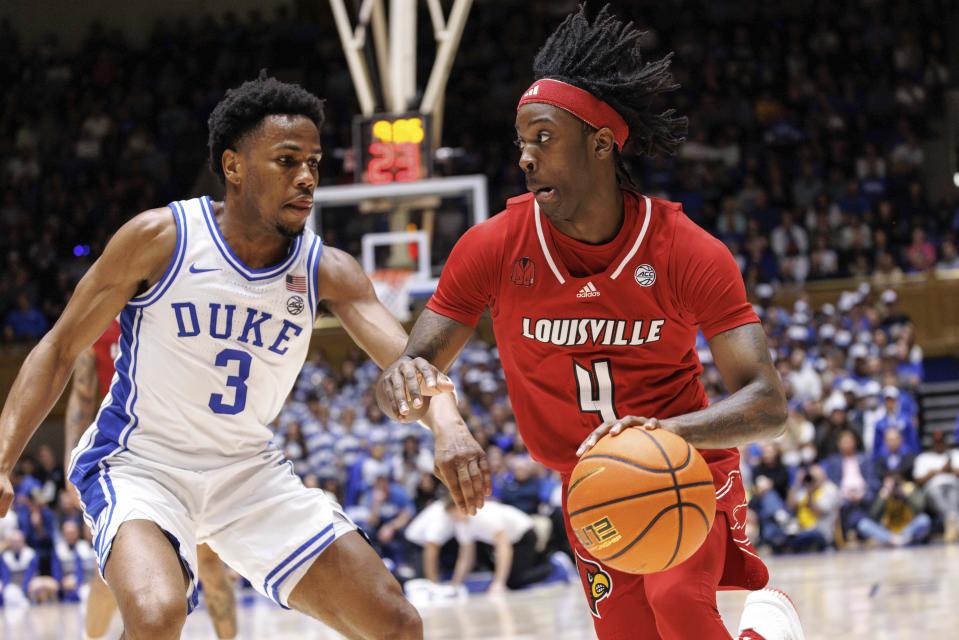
[189,264,220,274]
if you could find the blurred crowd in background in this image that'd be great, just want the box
[2,1,958,340]
[6,285,959,604]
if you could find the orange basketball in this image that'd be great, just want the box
[567,428,716,575]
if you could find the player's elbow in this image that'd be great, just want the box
[761,383,789,438]
[30,331,77,376]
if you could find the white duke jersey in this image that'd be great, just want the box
[70,196,323,482]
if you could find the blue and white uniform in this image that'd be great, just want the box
[68,196,355,611]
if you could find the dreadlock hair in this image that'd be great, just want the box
[533,3,687,189]
[207,71,325,183]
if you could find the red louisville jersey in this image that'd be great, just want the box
[92,318,121,400]
[428,191,760,516]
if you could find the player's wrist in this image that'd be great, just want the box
[0,451,18,475]
[429,417,470,439]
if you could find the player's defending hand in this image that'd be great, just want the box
[576,416,662,457]
[0,473,14,517]
[433,422,491,516]
[376,356,455,423]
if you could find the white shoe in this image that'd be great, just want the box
[737,588,806,640]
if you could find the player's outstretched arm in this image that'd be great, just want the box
[0,208,176,515]
[319,249,490,514]
[375,308,491,514]
[377,308,475,420]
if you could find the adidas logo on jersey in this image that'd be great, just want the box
[576,282,601,299]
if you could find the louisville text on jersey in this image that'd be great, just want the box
[521,317,665,347]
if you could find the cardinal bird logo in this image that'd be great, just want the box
[575,550,613,618]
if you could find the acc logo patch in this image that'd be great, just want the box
[286,295,305,315]
[634,264,656,287]
[575,550,613,618]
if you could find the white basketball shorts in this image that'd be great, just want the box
[75,448,356,611]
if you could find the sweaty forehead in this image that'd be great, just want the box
[515,103,583,132]
[242,114,321,151]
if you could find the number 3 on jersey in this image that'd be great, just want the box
[209,348,251,414]
[575,359,619,423]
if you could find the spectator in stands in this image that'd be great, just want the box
[335,407,367,468]
[749,474,792,553]
[816,395,852,457]
[935,239,959,271]
[15,489,57,575]
[809,235,840,280]
[856,472,931,547]
[905,228,936,272]
[752,442,791,502]
[0,507,17,553]
[392,434,434,499]
[33,444,65,506]
[823,430,877,539]
[3,293,48,342]
[875,429,917,481]
[873,387,920,460]
[1,528,58,605]
[361,474,415,570]
[775,405,817,469]
[771,210,809,259]
[280,420,310,477]
[498,455,543,515]
[912,431,959,542]
[361,438,393,488]
[53,520,95,602]
[11,457,41,504]
[786,464,841,552]
[786,348,823,403]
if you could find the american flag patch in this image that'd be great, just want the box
[286,274,307,293]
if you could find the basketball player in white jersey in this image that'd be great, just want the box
[64,325,237,640]
[0,75,490,639]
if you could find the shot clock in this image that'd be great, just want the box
[354,113,432,184]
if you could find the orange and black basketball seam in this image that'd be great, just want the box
[601,500,711,564]
[639,429,687,571]
[567,466,606,496]
[577,442,693,474]
[566,479,714,517]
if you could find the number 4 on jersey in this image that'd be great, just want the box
[574,359,619,423]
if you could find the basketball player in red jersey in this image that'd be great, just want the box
[65,320,238,640]
[378,6,804,639]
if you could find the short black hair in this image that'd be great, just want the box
[533,4,687,165]
[207,72,325,182]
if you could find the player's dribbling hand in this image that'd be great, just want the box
[433,424,492,516]
[376,356,455,422]
[576,416,662,457]
[0,474,14,517]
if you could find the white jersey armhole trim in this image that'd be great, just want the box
[306,235,323,323]
[128,201,187,308]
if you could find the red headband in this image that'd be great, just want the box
[517,79,629,148]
